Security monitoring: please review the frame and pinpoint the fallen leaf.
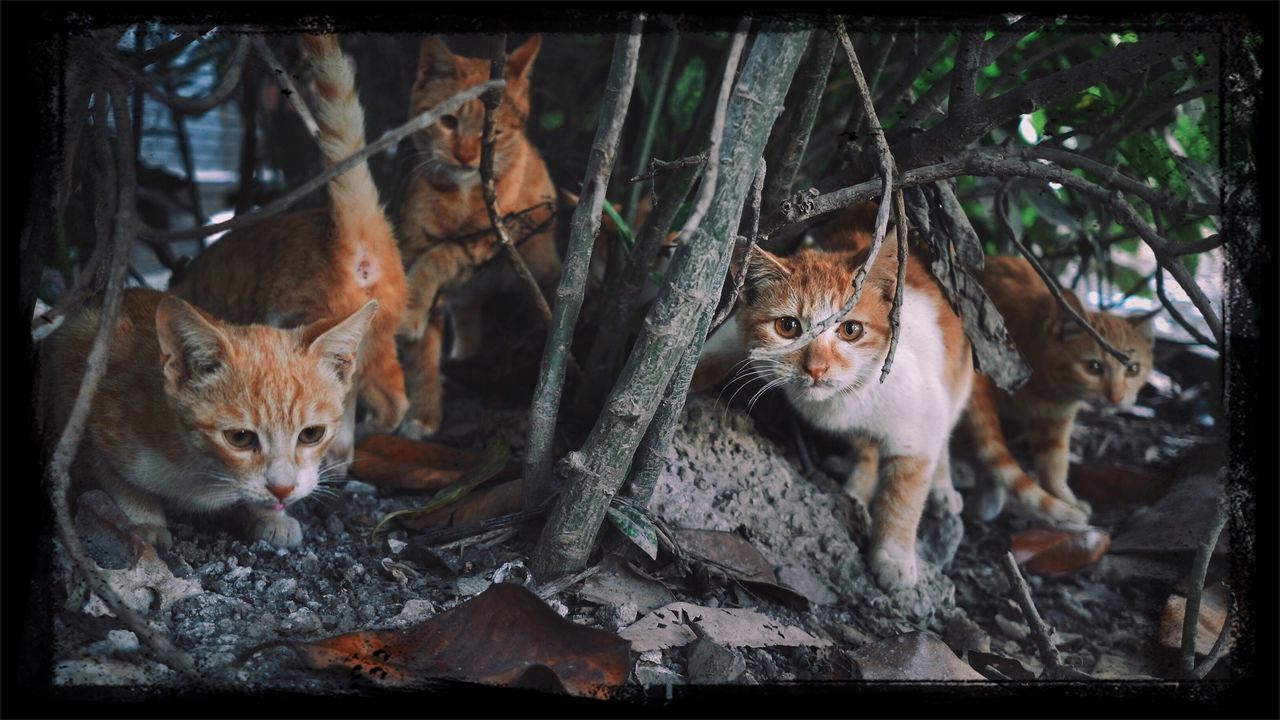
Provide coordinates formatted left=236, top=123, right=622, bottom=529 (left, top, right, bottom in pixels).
left=350, top=450, right=463, bottom=492
left=395, top=479, right=524, bottom=533
left=1011, top=526, right=1110, bottom=574
left=353, top=435, right=519, bottom=492
left=371, top=438, right=510, bottom=536
left=1069, top=463, right=1171, bottom=510
left=607, top=503, right=659, bottom=561
left=357, top=434, right=480, bottom=469
left=851, top=631, right=985, bottom=681
left=967, top=650, right=1036, bottom=681
left=1158, top=582, right=1232, bottom=656
left=578, top=557, right=675, bottom=615
left=289, top=582, right=630, bottom=698
left=672, top=529, right=811, bottom=609
left=619, top=602, right=832, bottom=653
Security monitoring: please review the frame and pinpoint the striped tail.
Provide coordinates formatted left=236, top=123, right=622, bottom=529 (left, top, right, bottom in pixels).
left=962, top=373, right=1089, bottom=525
left=298, top=34, right=386, bottom=245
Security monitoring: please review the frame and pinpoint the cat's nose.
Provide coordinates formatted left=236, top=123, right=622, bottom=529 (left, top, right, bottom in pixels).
left=806, top=363, right=828, bottom=382
left=267, top=484, right=294, bottom=501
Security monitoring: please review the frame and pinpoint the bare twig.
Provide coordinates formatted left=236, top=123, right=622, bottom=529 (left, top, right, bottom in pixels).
left=753, top=20, right=895, bottom=358
left=47, top=74, right=197, bottom=677
left=141, top=80, right=502, bottom=243
left=1002, top=552, right=1064, bottom=672
left=625, top=31, right=680, bottom=226
left=709, top=158, right=766, bottom=334
left=479, top=34, right=555, bottom=333
left=1169, top=233, right=1222, bottom=256
left=1092, top=81, right=1217, bottom=155
left=994, top=181, right=1131, bottom=362
left=981, top=33, right=1100, bottom=99
left=252, top=35, right=320, bottom=140
left=1025, top=146, right=1218, bottom=216
left=1190, top=587, right=1233, bottom=679
left=949, top=28, right=985, bottom=115
left=125, top=34, right=251, bottom=115
left=234, top=54, right=259, bottom=215
left=763, top=29, right=838, bottom=212
left=629, top=153, right=706, bottom=183
left=523, top=17, right=645, bottom=512
left=1155, top=260, right=1217, bottom=348
left=879, top=190, right=909, bottom=382
left=1180, top=495, right=1229, bottom=676
left=131, top=29, right=206, bottom=68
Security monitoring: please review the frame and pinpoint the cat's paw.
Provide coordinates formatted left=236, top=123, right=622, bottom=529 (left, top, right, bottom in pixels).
left=399, top=418, right=438, bottom=441
left=363, top=388, right=410, bottom=434
left=398, top=308, right=430, bottom=342
left=929, top=485, right=964, bottom=515
left=247, top=512, right=303, bottom=547
left=133, top=523, right=173, bottom=552
left=1047, top=499, right=1090, bottom=526
left=870, top=542, right=919, bottom=591
left=969, top=482, right=1007, bottom=521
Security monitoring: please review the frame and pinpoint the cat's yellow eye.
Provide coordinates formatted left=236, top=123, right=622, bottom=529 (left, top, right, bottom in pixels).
left=298, top=425, right=326, bottom=445
left=837, top=320, right=864, bottom=342
left=774, top=317, right=801, bottom=339
left=1125, top=362, right=1141, bottom=377
left=224, top=429, right=258, bottom=450
left=440, top=114, right=458, bottom=131
left=1085, top=360, right=1104, bottom=375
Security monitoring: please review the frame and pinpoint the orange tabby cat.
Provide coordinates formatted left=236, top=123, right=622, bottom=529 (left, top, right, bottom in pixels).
left=962, top=256, right=1155, bottom=523
left=704, top=226, right=974, bottom=590
left=39, top=289, right=378, bottom=548
left=396, top=35, right=561, bottom=439
left=171, top=34, right=409, bottom=464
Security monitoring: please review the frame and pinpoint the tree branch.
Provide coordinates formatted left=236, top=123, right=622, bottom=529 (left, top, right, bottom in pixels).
left=1181, top=495, right=1228, bottom=677
left=624, top=31, right=680, bottom=227
left=1002, top=552, right=1065, bottom=673
left=140, top=80, right=503, bottom=243
left=522, top=17, right=645, bottom=512
left=252, top=35, right=320, bottom=140
left=1156, top=261, right=1217, bottom=348
left=708, top=158, right=765, bottom=334
left=878, top=189, right=909, bottom=382
left=124, top=34, right=251, bottom=115
left=1026, top=146, right=1218, bottom=216
left=762, top=29, right=838, bottom=212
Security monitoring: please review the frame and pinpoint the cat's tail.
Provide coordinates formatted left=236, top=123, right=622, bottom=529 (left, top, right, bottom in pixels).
left=961, top=373, right=1089, bottom=525
left=298, top=34, right=385, bottom=244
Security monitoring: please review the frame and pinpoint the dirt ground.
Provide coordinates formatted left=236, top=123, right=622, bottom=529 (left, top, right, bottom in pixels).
left=33, top=326, right=1231, bottom=698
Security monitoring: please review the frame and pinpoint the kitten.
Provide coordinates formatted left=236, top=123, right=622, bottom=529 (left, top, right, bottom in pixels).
left=170, top=34, right=409, bottom=466
left=962, top=255, right=1155, bottom=523
left=38, top=289, right=377, bottom=548
left=708, top=230, right=974, bottom=590
left=396, top=35, right=561, bottom=439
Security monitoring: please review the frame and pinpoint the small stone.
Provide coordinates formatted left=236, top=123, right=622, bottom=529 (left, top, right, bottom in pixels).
left=267, top=578, right=298, bottom=599
left=281, top=607, right=323, bottom=635
left=492, top=560, right=534, bottom=587
left=547, top=598, right=569, bottom=618
left=634, top=663, right=685, bottom=687
left=223, top=566, right=252, bottom=583
left=299, top=551, right=321, bottom=574
left=357, top=604, right=378, bottom=622
left=387, top=538, right=408, bottom=555
left=686, top=638, right=746, bottom=684
left=456, top=574, right=490, bottom=597
left=638, top=649, right=663, bottom=665
left=595, top=601, right=639, bottom=632
left=324, top=513, right=345, bottom=535
left=196, top=561, right=226, bottom=577
left=343, top=479, right=378, bottom=495
left=384, top=598, right=435, bottom=629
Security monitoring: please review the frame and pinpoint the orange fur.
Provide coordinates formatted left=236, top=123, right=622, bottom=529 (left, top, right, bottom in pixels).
left=396, top=35, right=561, bottom=439
left=960, top=255, right=1155, bottom=523
left=38, top=289, right=377, bottom=548
left=171, top=34, right=409, bottom=461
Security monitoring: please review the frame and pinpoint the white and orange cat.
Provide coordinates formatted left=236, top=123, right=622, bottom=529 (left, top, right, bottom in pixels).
left=171, top=34, right=409, bottom=465
left=396, top=35, right=561, bottom=439
left=700, top=221, right=974, bottom=591
left=962, top=255, right=1155, bottom=524
left=39, top=289, right=378, bottom=548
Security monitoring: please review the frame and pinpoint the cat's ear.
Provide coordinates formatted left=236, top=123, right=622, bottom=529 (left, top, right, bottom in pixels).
left=866, top=228, right=904, bottom=301
left=155, top=296, right=230, bottom=391
left=1128, top=308, right=1159, bottom=344
left=505, top=35, right=541, bottom=83
left=743, top=245, right=791, bottom=287
left=417, top=36, right=459, bottom=83
left=303, top=300, right=379, bottom=384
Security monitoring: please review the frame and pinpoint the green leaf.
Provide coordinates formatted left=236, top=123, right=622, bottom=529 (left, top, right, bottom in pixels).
left=1030, top=108, right=1047, bottom=136
left=370, top=436, right=510, bottom=538
left=539, top=110, right=565, bottom=131
left=668, top=57, right=706, bottom=134
left=600, top=201, right=636, bottom=251
left=607, top=503, right=658, bottom=560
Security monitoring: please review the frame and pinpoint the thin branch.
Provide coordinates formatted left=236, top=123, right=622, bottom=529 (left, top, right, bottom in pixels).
left=252, top=35, right=320, bottom=140
left=1092, top=81, right=1217, bottom=155
left=865, top=33, right=897, bottom=101
left=1190, top=587, right=1233, bottom=679
left=625, top=31, right=680, bottom=227
left=709, top=158, right=765, bottom=334
left=1170, top=233, right=1222, bottom=256
left=879, top=189, right=909, bottom=382
left=982, top=33, right=1099, bottom=100
left=47, top=74, right=197, bottom=678
left=754, top=20, right=895, bottom=358
left=522, top=17, right=645, bottom=512
left=479, top=34, right=555, bottom=333
left=1179, top=493, right=1229, bottom=676
left=629, top=153, right=706, bottom=183
left=949, top=28, right=985, bottom=115
left=1156, top=262, right=1217, bottom=348
left=1002, top=552, right=1065, bottom=673
left=131, top=29, right=206, bottom=68
left=234, top=54, right=259, bottom=215
left=995, top=180, right=1131, bottom=362
left=125, top=34, right=252, bottom=115
left=1025, top=146, right=1218, bottom=216
left=763, top=29, right=838, bottom=212
left=141, top=80, right=503, bottom=243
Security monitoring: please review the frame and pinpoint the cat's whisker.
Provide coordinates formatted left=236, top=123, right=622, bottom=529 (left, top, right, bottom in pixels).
left=747, top=377, right=789, bottom=414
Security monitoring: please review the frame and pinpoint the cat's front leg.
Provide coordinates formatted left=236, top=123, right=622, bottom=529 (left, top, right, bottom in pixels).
left=843, top=436, right=880, bottom=508
left=358, top=325, right=410, bottom=434
left=241, top=506, right=303, bottom=547
left=399, top=306, right=446, bottom=440
left=96, top=471, right=173, bottom=551
left=868, top=454, right=933, bottom=591
left=928, top=447, right=964, bottom=515
left=1028, top=412, right=1091, bottom=518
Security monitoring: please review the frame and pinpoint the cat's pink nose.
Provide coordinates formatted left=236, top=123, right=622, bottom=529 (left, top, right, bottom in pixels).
left=806, top=363, right=828, bottom=382
left=267, top=484, right=294, bottom=501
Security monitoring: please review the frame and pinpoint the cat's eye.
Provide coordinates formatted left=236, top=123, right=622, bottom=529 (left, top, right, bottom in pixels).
left=774, top=317, right=801, bottom=339
left=224, top=429, right=258, bottom=450
left=440, top=114, right=458, bottom=131
left=1125, top=362, right=1141, bottom=377
left=837, top=320, right=864, bottom=342
left=298, top=426, right=326, bottom=445
left=1085, top=360, right=1104, bottom=375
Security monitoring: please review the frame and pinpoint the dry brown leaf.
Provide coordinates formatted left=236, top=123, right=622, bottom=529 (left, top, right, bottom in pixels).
left=289, top=582, right=630, bottom=698
left=852, top=631, right=986, bottom=681
left=1010, top=526, right=1110, bottom=574
left=672, top=528, right=810, bottom=609
left=619, top=602, right=832, bottom=653
left=396, top=479, right=524, bottom=532
left=353, top=435, right=519, bottom=491
left=357, top=434, right=480, bottom=468
left=351, top=449, right=463, bottom=491
left=1069, top=463, right=1171, bottom=510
